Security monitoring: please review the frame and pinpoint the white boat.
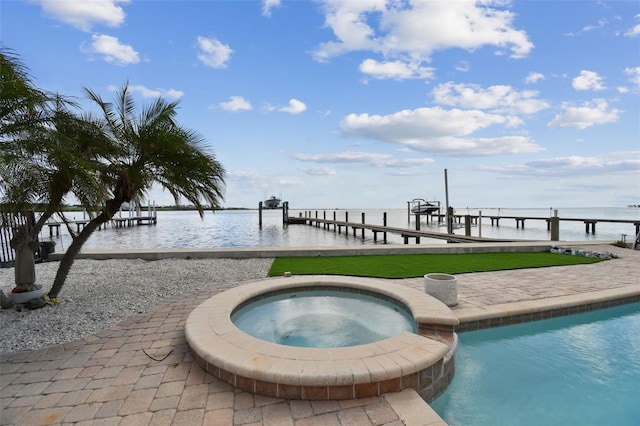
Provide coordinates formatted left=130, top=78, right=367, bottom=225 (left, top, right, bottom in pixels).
left=264, top=196, right=281, bottom=209
left=410, top=198, right=440, bottom=215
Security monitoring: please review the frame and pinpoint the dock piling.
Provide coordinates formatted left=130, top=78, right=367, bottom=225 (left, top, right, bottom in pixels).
left=551, top=210, right=559, bottom=241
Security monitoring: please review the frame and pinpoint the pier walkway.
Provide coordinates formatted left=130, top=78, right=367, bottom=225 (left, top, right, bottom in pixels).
left=430, top=213, right=640, bottom=235
left=46, top=215, right=157, bottom=237
left=301, top=217, right=515, bottom=244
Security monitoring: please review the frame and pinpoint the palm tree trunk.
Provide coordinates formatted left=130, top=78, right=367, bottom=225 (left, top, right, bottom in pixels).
left=30, top=188, right=67, bottom=239
left=30, top=204, right=57, bottom=240
left=47, top=198, right=121, bottom=298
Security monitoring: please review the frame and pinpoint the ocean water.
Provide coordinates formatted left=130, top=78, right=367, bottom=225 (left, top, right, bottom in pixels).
left=42, top=207, right=639, bottom=252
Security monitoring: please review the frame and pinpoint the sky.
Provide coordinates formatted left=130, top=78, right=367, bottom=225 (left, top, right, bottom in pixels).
left=1, top=0, right=639, bottom=209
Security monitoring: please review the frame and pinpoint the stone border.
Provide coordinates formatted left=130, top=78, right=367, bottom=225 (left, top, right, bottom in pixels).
left=185, top=275, right=459, bottom=400
left=455, top=286, right=640, bottom=332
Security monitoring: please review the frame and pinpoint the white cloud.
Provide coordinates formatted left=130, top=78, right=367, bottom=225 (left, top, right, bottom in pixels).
left=455, top=61, right=470, bottom=72
left=294, top=152, right=434, bottom=168
left=299, top=166, right=337, bottom=176
left=432, top=82, right=550, bottom=115
left=486, top=152, right=640, bottom=177
left=359, top=59, right=434, bottom=80
left=86, top=34, right=139, bottom=65
left=279, top=99, right=307, bottom=114
left=548, top=99, right=621, bottom=130
left=626, top=24, right=640, bottom=37
left=117, top=85, right=183, bottom=99
left=340, top=107, right=543, bottom=156
left=34, top=0, right=128, bottom=31
left=572, top=70, right=606, bottom=91
left=625, top=14, right=640, bottom=37
left=342, top=107, right=501, bottom=139
left=219, top=96, right=252, bottom=112
left=313, top=0, right=533, bottom=77
left=625, top=66, right=640, bottom=89
left=262, top=0, right=281, bottom=17
left=165, top=89, right=184, bottom=99
left=582, top=18, right=607, bottom=33
left=197, top=36, right=233, bottom=68
left=525, top=72, right=545, bottom=84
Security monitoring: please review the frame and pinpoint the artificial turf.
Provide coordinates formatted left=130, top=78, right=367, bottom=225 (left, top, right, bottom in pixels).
left=267, top=252, right=604, bottom=279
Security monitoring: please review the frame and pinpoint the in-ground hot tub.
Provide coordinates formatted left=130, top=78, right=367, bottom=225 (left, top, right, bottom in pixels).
left=185, top=275, right=459, bottom=400
left=232, top=288, right=418, bottom=348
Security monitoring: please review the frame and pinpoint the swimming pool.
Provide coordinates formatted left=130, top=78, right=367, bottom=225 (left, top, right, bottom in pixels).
left=432, top=303, right=640, bottom=425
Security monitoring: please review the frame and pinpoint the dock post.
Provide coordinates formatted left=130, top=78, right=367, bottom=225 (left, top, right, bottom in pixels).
left=415, top=214, right=420, bottom=231
left=465, top=215, right=471, bottom=236
left=383, top=212, right=387, bottom=243
left=444, top=169, right=451, bottom=234
left=447, top=207, right=454, bottom=234
left=478, top=210, right=482, bottom=238
left=259, top=202, right=263, bottom=227
left=333, top=211, right=337, bottom=232
left=407, top=202, right=411, bottom=223
left=361, top=212, right=365, bottom=239
left=282, top=202, right=288, bottom=224
left=345, top=211, right=349, bottom=235
left=550, top=209, right=559, bottom=241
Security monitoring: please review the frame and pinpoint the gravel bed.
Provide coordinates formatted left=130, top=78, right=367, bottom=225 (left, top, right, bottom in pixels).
left=0, top=258, right=273, bottom=355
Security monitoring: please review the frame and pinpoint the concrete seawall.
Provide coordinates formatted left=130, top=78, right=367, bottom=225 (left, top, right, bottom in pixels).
left=48, top=240, right=614, bottom=261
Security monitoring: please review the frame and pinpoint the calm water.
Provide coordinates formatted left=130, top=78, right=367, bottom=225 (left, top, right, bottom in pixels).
left=231, top=289, right=416, bottom=348
left=431, top=303, right=640, bottom=425
left=44, top=207, right=639, bottom=251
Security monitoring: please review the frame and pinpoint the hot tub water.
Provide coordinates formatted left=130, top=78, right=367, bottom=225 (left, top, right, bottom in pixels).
left=231, top=289, right=417, bottom=348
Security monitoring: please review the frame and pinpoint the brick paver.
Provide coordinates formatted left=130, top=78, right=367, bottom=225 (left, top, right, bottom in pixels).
left=1, top=244, right=638, bottom=425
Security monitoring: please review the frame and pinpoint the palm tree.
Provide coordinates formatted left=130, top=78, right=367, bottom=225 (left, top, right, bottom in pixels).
left=47, top=83, right=226, bottom=298
left=0, top=47, right=49, bottom=220
left=1, top=49, right=110, bottom=240
left=0, top=47, right=48, bottom=139
left=4, top=97, right=110, bottom=228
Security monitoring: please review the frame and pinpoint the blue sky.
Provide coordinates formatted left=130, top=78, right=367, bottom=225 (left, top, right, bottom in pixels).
left=2, top=0, right=639, bottom=209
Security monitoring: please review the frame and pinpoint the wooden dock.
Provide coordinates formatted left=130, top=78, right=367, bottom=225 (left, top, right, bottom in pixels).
left=46, top=214, right=157, bottom=237
left=304, top=218, right=515, bottom=244
left=111, top=215, right=157, bottom=228
left=286, top=210, right=640, bottom=244
left=286, top=211, right=515, bottom=244
left=429, top=213, right=640, bottom=235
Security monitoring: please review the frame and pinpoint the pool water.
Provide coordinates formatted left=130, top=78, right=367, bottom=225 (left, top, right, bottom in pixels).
left=432, top=303, right=640, bottom=425
left=231, top=290, right=416, bottom=348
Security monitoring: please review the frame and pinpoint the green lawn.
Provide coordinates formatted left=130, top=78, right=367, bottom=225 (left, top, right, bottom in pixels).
left=267, top=252, right=603, bottom=279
